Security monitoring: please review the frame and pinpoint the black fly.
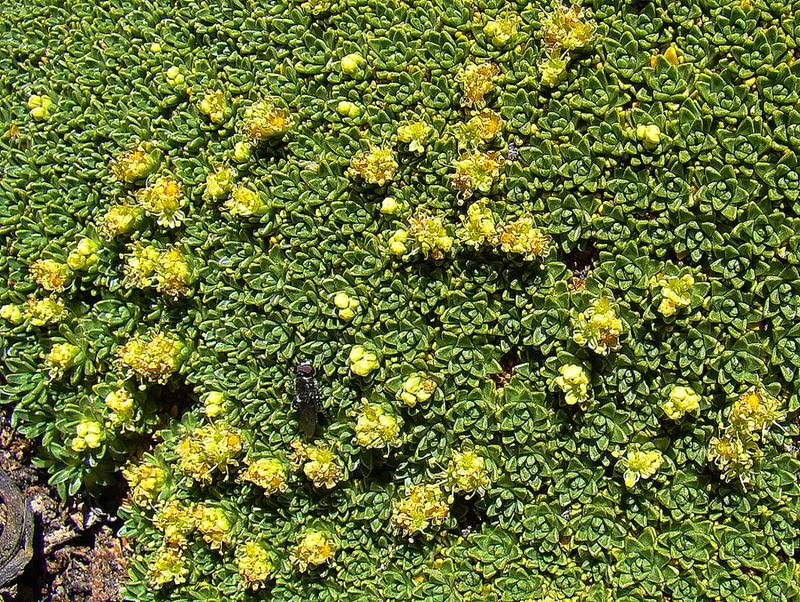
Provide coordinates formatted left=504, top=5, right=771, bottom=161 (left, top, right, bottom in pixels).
left=292, top=361, right=324, bottom=440
left=507, top=141, right=520, bottom=162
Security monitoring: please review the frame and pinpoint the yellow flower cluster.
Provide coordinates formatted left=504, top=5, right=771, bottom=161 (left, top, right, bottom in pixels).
left=620, top=447, right=663, bottom=488
left=224, top=183, right=267, bottom=217
left=24, top=295, right=65, bottom=326
left=392, top=483, right=450, bottom=536
left=46, top=342, right=80, bottom=378
left=349, top=344, right=380, bottom=376
left=198, top=90, right=228, bottom=124
left=27, top=94, right=53, bottom=120
left=194, top=504, right=231, bottom=549
left=458, top=110, right=504, bottom=148
left=447, top=450, right=491, bottom=496
left=637, top=124, right=662, bottom=150
left=459, top=200, right=496, bottom=249
left=0, top=304, right=24, bottom=325
left=539, top=4, right=595, bottom=87
left=149, top=546, right=189, bottom=588
left=483, top=14, right=521, bottom=47
left=408, top=209, right=455, bottom=260
left=553, top=364, right=591, bottom=408
left=124, top=244, right=194, bottom=297
left=235, top=541, right=274, bottom=588
left=202, top=391, right=226, bottom=418
left=105, top=387, right=136, bottom=426
left=333, top=291, right=360, bottom=321
left=136, top=175, right=185, bottom=228
left=457, top=62, right=500, bottom=108
left=729, top=387, right=784, bottom=435
left=165, top=66, right=184, bottom=87
left=240, top=457, right=288, bottom=495
left=708, top=430, right=757, bottom=484
left=66, top=238, right=100, bottom=271
left=290, top=530, right=335, bottom=572
left=117, top=332, right=185, bottom=384
left=572, top=294, right=623, bottom=355
left=654, top=273, right=695, bottom=317
left=154, top=500, right=196, bottom=547
left=397, top=120, right=433, bottom=153
left=387, top=228, right=409, bottom=256
left=290, top=441, right=343, bottom=489
left=495, top=213, right=552, bottom=260
left=112, top=141, right=159, bottom=183
left=355, top=402, right=402, bottom=449
left=349, top=146, right=398, bottom=185
left=204, top=167, right=235, bottom=201
left=70, top=420, right=105, bottom=452
left=30, top=259, right=72, bottom=292
left=242, top=100, right=294, bottom=141
left=174, top=422, right=243, bottom=484
left=99, top=204, right=143, bottom=239
left=662, top=385, right=700, bottom=420
left=399, top=373, right=437, bottom=407
left=451, top=151, right=504, bottom=198
left=123, top=460, right=165, bottom=505
left=540, top=55, right=570, bottom=87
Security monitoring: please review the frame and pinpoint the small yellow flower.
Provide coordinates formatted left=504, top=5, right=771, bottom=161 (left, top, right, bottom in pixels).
left=71, top=420, right=104, bottom=452
left=408, top=209, right=454, bottom=260
left=451, top=151, right=504, bottom=198
left=123, top=460, right=165, bottom=505
left=165, top=66, right=184, bottom=86
left=66, top=238, right=100, bottom=271
left=381, top=196, right=401, bottom=215
left=225, top=183, right=267, bottom=217
left=456, top=62, right=500, bottom=108
left=105, top=387, right=136, bottom=426
left=388, top=229, right=409, bottom=256
left=290, top=441, right=343, bottom=489
left=333, top=291, right=360, bottom=321
left=707, top=430, right=760, bottom=485
left=240, top=457, right=288, bottom=495
left=24, top=295, right=65, bottom=326
left=662, top=385, right=700, bottom=420
left=111, top=142, right=159, bottom=183
left=204, top=167, right=235, bottom=201
left=620, top=447, right=663, bottom=488
left=290, top=530, right=335, bottom=571
left=98, top=205, right=143, bottom=239
left=447, top=450, right=491, bottom=496
left=349, top=146, right=398, bottom=186
left=175, top=422, right=243, bottom=484
left=355, top=401, right=402, bottom=449
left=494, top=214, right=552, bottom=260
left=540, top=55, right=569, bottom=87
left=336, top=100, right=361, bottom=118
left=149, top=547, right=189, bottom=588
left=46, top=343, right=80, bottom=378
left=553, top=363, right=591, bottom=408
left=153, top=500, right=196, bottom=546
left=0, top=304, right=24, bottom=325
left=30, top=259, right=72, bottom=292
left=198, top=90, right=228, bottom=124
left=236, top=541, right=274, bottom=588
left=233, top=141, right=253, bottom=163
left=340, top=53, right=363, bottom=75
left=242, top=100, right=294, bottom=141
left=655, top=274, right=695, bottom=317
left=459, top=200, right=496, bottom=249
left=729, top=387, right=784, bottom=436
left=348, top=344, right=380, bottom=377
left=117, top=332, right=185, bottom=384
left=136, top=175, right=185, bottom=228
left=397, top=120, right=433, bottom=153
left=573, top=293, right=623, bottom=355
left=202, top=391, right=226, bottom=419
left=27, top=94, right=54, bottom=120
left=399, top=373, right=437, bottom=407
left=392, top=483, right=450, bottom=535
left=636, top=124, right=662, bottom=149
left=484, top=14, right=521, bottom=47
left=193, top=504, right=231, bottom=549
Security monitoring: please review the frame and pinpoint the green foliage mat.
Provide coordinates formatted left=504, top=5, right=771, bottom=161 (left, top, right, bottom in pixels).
left=2, top=0, right=800, bottom=599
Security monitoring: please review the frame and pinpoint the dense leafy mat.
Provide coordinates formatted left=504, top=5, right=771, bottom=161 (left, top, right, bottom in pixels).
left=2, top=0, right=800, bottom=599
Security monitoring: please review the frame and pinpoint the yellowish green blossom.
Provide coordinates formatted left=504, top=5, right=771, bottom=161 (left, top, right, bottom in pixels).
left=729, top=387, right=784, bottom=436
left=397, top=120, right=433, bottom=153
left=620, top=447, right=663, bottom=488
left=99, top=204, right=143, bottom=239
left=165, top=66, right=184, bottom=87
left=70, top=420, right=105, bottom=452
left=451, top=151, right=504, bottom=198
left=149, top=546, right=189, bottom=588
left=456, top=62, right=500, bottom=108
left=354, top=401, right=402, bottom=449
left=541, top=3, right=595, bottom=53
left=153, top=500, right=196, bottom=547
left=240, top=457, right=289, bottom=495
left=198, top=89, right=228, bottom=124
left=202, top=391, right=226, bottom=419
left=290, top=530, right=335, bottom=572
left=408, top=209, right=455, bottom=260
left=707, top=429, right=761, bottom=485
left=30, top=259, right=72, bottom=292
left=573, top=294, right=623, bottom=355
left=105, top=387, right=136, bottom=426
left=290, top=441, right=343, bottom=489
left=224, top=183, right=267, bottom=217
left=447, top=450, right=491, bottom=496
left=340, top=53, right=363, bottom=75
left=654, top=273, right=695, bottom=317
left=46, top=342, right=80, bottom=378
left=380, top=196, right=401, bottom=215
left=336, top=100, right=361, bottom=118
left=458, top=200, right=496, bottom=250
left=662, top=385, right=700, bottom=420
left=154, top=247, right=193, bottom=297
left=387, top=229, right=409, bottom=256
left=233, top=141, right=253, bottom=163
left=111, top=141, right=159, bottom=183
left=194, top=504, right=231, bottom=549
left=175, top=422, right=243, bottom=484
left=348, top=344, right=380, bottom=377
left=27, top=94, right=53, bottom=120
left=349, top=146, right=398, bottom=185
left=242, top=100, right=294, bottom=141
left=0, top=304, right=24, bottom=325
left=539, top=54, right=569, bottom=87
left=458, top=110, right=504, bottom=148
left=66, top=237, right=100, bottom=271
left=636, top=124, right=662, bottom=150
left=117, top=332, right=185, bottom=384
left=24, top=295, right=65, bottom=326
left=204, top=167, right=235, bottom=201
left=333, top=291, right=359, bottom=321
left=123, top=460, right=165, bottom=505
left=494, top=214, right=552, bottom=260
left=123, top=243, right=161, bottom=289
left=483, top=14, right=521, bottom=47
left=392, top=483, right=450, bottom=535
left=236, top=541, right=274, bottom=588
left=136, top=175, right=185, bottom=228
left=399, top=373, right=437, bottom=407
left=553, top=364, right=590, bottom=408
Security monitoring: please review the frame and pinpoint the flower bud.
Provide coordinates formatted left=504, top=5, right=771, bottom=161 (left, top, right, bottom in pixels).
left=340, top=53, right=363, bottom=75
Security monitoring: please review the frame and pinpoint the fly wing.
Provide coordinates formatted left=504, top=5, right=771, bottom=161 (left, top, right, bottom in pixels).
left=296, top=399, right=318, bottom=441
